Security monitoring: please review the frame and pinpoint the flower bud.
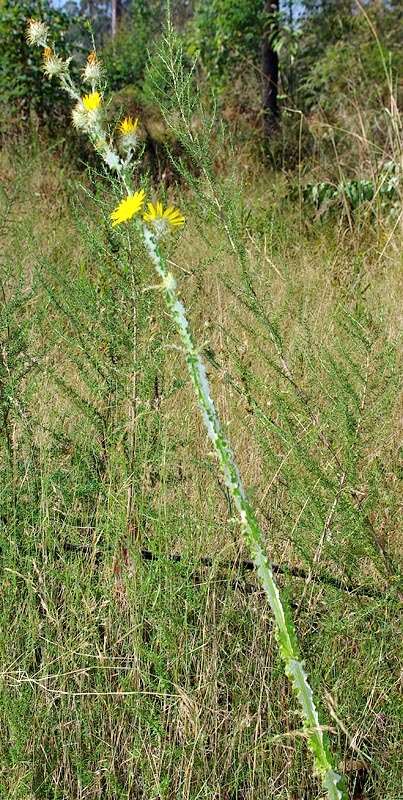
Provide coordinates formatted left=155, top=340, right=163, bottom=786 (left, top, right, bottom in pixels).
left=83, top=52, right=103, bottom=85
left=42, top=47, right=66, bottom=78
left=72, top=102, right=90, bottom=131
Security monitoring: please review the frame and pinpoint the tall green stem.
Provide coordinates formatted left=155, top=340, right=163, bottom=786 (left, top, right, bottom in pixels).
left=142, top=224, right=346, bottom=800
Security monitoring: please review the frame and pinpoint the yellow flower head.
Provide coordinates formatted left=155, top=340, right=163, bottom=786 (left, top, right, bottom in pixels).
left=143, top=201, right=185, bottom=237
left=119, top=116, right=139, bottom=136
left=118, top=116, right=140, bottom=152
left=110, top=190, right=145, bottom=227
left=43, top=46, right=53, bottom=61
left=26, top=18, right=48, bottom=46
left=87, top=51, right=97, bottom=65
left=82, top=91, right=102, bottom=112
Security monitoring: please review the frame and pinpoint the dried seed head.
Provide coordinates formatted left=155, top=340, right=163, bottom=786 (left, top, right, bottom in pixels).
left=26, top=18, right=48, bottom=47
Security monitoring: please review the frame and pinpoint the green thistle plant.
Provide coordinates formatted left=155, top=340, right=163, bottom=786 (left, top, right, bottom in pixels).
left=25, top=16, right=347, bottom=799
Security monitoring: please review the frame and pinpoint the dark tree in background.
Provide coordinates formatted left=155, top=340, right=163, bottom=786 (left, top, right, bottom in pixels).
left=262, top=0, right=280, bottom=135
left=2, top=0, right=401, bottom=149
left=111, top=0, right=123, bottom=37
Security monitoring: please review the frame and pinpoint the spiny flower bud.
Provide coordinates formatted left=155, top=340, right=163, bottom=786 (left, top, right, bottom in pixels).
left=72, top=102, right=90, bottom=131
left=83, top=51, right=103, bottom=85
left=42, top=47, right=66, bottom=78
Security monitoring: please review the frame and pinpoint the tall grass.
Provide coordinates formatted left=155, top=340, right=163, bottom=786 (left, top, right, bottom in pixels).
left=0, top=12, right=401, bottom=800
left=26, top=18, right=349, bottom=797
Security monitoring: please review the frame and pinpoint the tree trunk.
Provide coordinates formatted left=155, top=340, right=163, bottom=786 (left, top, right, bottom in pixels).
left=111, top=0, right=123, bottom=38
left=262, top=0, right=280, bottom=136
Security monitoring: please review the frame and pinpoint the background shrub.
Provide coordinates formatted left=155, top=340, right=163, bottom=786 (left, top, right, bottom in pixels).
left=0, top=0, right=86, bottom=133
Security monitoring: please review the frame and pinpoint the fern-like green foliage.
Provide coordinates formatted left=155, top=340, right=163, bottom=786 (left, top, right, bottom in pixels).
left=223, top=286, right=401, bottom=595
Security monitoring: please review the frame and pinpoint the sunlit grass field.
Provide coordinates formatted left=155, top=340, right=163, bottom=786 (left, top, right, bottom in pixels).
left=0, top=136, right=402, bottom=799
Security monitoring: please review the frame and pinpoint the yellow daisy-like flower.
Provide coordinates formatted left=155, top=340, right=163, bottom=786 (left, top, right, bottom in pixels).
left=110, top=190, right=145, bottom=227
left=143, top=201, right=185, bottom=237
left=82, top=91, right=102, bottom=112
left=119, top=116, right=139, bottom=136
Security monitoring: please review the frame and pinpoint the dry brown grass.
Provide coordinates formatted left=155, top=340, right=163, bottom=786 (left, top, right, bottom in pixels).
left=0, top=139, right=401, bottom=799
